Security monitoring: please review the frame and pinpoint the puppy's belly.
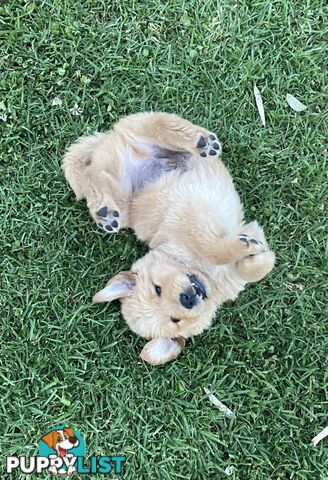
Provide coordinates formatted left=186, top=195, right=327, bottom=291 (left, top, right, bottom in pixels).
left=127, top=147, right=192, bottom=193
left=131, top=158, right=243, bottom=246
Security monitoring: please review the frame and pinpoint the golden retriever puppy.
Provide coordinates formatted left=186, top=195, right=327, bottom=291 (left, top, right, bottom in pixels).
left=62, top=112, right=275, bottom=365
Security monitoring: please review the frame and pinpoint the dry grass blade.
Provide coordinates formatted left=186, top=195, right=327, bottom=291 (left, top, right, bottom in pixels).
left=204, top=387, right=235, bottom=418
left=312, top=426, right=328, bottom=446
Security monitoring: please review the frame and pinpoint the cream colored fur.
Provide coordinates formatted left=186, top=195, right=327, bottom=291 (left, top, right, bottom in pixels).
left=62, top=112, right=275, bottom=365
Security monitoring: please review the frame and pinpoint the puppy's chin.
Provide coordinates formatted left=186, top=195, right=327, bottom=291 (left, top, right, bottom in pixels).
left=121, top=297, right=215, bottom=340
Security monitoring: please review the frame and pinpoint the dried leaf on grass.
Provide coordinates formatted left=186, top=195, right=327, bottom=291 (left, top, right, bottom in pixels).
left=286, top=93, right=307, bottom=112
left=253, top=84, right=266, bottom=126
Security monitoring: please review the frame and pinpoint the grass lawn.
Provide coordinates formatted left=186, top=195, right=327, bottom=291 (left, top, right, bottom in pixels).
left=1, top=0, right=327, bottom=478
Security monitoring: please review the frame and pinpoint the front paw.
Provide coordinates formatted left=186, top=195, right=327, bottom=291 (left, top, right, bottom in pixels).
left=236, top=250, right=275, bottom=283
left=239, top=234, right=267, bottom=256
left=196, top=133, right=222, bottom=157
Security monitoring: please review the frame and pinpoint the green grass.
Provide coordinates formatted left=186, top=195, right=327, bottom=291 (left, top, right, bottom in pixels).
left=0, top=0, right=327, bottom=478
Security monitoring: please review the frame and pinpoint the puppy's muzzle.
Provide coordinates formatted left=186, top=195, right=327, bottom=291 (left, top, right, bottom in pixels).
left=180, top=288, right=199, bottom=309
left=180, top=275, right=207, bottom=309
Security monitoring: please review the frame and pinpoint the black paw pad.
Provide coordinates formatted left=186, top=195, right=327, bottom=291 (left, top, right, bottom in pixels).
left=200, top=151, right=207, bottom=157
left=111, top=220, right=118, bottom=228
left=239, top=236, right=249, bottom=245
left=197, top=136, right=206, bottom=148
left=96, top=206, right=108, bottom=217
left=250, top=238, right=263, bottom=246
left=239, top=234, right=266, bottom=254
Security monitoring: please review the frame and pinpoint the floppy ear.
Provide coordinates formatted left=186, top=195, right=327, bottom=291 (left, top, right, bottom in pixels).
left=41, top=430, right=57, bottom=449
left=140, top=337, right=186, bottom=366
left=63, top=427, right=74, bottom=438
left=93, top=271, right=137, bottom=304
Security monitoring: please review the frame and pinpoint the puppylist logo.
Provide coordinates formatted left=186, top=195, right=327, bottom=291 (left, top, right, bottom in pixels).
left=6, top=426, right=125, bottom=476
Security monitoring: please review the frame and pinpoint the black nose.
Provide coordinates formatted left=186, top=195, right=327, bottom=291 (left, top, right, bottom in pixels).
left=180, top=288, right=197, bottom=309
left=69, top=436, right=77, bottom=444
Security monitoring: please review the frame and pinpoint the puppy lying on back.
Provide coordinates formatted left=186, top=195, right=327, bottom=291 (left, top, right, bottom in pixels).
left=63, top=112, right=275, bottom=365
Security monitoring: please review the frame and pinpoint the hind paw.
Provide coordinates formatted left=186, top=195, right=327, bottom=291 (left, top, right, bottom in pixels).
left=95, top=206, right=120, bottom=233
left=196, top=133, right=222, bottom=158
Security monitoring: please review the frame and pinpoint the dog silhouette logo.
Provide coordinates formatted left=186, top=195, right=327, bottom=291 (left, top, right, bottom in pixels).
left=39, top=426, right=86, bottom=475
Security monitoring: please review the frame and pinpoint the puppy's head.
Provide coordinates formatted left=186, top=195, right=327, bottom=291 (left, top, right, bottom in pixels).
left=93, top=250, right=219, bottom=342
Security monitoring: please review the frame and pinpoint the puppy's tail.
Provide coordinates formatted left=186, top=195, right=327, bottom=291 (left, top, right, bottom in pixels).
left=62, top=133, right=103, bottom=200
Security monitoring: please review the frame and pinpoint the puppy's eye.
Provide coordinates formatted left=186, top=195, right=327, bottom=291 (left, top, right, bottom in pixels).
left=155, top=285, right=161, bottom=296
left=171, top=317, right=181, bottom=323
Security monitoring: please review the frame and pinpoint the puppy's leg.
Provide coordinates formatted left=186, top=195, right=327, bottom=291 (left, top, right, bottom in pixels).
left=116, top=112, right=222, bottom=158
left=194, top=233, right=268, bottom=265
left=192, top=214, right=275, bottom=274
left=63, top=131, right=128, bottom=233
left=83, top=166, right=127, bottom=234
